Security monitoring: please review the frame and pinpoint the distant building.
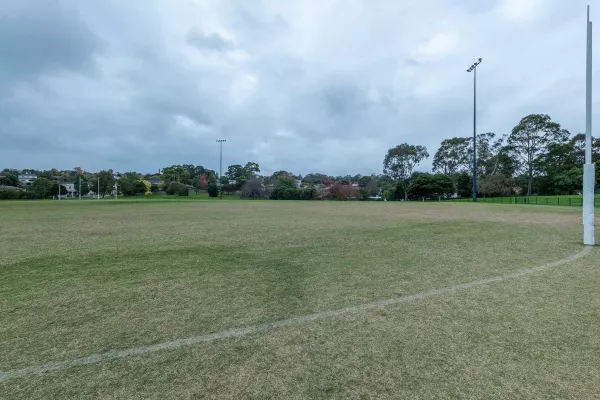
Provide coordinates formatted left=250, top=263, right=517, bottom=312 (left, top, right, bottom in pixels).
left=147, top=179, right=163, bottom=186
left=18, top=173, right=37, bottom=185
left=62, top=183, right=75, bottom=197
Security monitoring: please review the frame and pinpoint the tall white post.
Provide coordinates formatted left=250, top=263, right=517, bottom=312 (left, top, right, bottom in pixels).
left=98, top=177, right=100, bottom=200
left=79, top=176, right=81, bottom=200
left=583, top=5, right=595, bottom=245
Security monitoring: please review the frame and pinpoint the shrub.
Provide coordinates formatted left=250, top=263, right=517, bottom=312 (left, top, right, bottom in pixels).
left=299, top=187, right=316, bottom=200
left=328, top=183, right=359, bottom=200
left=0, top=188, right=23, bottom=200
left=270, top=177, right=300, bottom=200
left=142, top=180, right=152, bottom=195
left=241, top=178, right=265, bottom=199
left=166, top=181, right=189, bottom=196
left=222, top=184, right=237, bottom=195
left=207, top=182, right=219, bottom=197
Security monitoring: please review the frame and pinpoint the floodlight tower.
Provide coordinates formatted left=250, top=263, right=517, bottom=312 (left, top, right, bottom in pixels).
left=467, top=58, right=482, bottom=203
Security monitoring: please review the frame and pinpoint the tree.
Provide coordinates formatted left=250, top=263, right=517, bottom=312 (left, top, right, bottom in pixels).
left=162, top=165, right=190, bottom=185
left=97, top=171, right=115, bottom=197
left=478, top=174, right=513, bottom=197
left=193, top=165, right=206, bottom=178
left=508, top=114, right=568, bottom=196
left=270, top=177, right=299, bottom=200
left=1, top=173, right=19, bottom=187
left=409, top=173, right=453, bottom=199
left=358, top=176, right=371, bottom=188
left=29, top=178, right=53, bottom=198
left=49, top=183, right=68, bottom=198
left=456, top=173, right=472, bottom=198
left=204, top=170, right=217, bottom=184
left=74, top=177, right=90, bottom=196
left=304, top=173, right=328, bottom=185
left=471, top=133, right=498, bottom=175
left=570, top=133, right=600, bottom=165
left=117, top=177, right=135, bottom=196
left=207, top=182, right=219, bottom=197
left=189, top=165, right=208, bottom=189
left=226, top=164, right=245, bottom=185
left=135, top=180, right=147, bottom=195
left=366, top=179, right=379, bottom=196
left=431, top=173, right=454, bottom=198
left=410, top=173, right=435, bottom=199
left=198, top=175, right=208, bottom=190
left=383, top=143, right=429, bottom=201
left=433, top=137, right=470, bottom=175
left=535, top=141, right=578, bottom=194
left=244, top=162, right=260, bottom=177
left=553, top=167, right=583, bottom=195
left=166, top=182, right=189, bottom=196
left=116, top=173, right=143, bottom=196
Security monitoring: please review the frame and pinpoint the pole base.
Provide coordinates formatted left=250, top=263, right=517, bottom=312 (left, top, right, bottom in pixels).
left=583, top=163, right=595, bottom=246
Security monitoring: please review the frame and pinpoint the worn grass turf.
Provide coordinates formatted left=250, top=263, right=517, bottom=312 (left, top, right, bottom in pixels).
left=0, top=201, right=598, bottom=399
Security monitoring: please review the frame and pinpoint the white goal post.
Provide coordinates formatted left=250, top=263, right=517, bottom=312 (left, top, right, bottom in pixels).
left=583, top=5, right=595, bottom=246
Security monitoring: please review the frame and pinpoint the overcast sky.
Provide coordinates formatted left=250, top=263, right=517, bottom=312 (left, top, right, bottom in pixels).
left=0, top=0, right=598, bottom=176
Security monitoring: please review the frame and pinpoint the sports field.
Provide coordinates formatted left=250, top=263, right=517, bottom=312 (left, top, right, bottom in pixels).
left=1, top=201, right=599, bottom=399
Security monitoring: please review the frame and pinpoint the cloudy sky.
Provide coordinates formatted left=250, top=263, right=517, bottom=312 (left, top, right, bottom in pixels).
left=0, top=0, right=598, bottom=176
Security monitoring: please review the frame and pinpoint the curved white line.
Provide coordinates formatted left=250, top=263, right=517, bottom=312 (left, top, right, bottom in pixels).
left=0, top=246, right=593, bottom=383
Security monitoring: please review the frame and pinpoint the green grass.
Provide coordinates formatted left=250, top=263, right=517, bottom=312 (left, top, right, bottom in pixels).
left=63, top=192, right=244, bottom=201
left=1, top=201, right=599, bottom=399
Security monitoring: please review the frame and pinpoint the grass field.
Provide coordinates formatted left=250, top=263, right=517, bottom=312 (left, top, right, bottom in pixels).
left=1, top=200, right=599, bottom=399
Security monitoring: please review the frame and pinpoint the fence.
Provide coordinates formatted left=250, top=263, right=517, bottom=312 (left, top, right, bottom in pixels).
left=448, top=196, right=598, bottom=207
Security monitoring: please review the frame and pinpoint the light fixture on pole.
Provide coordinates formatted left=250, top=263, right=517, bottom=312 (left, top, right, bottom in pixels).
left=583, top=5, right=595, bottom=245
left=216, top=139, right=226, bottom=200
left=466, top=57, right=482, bottom=203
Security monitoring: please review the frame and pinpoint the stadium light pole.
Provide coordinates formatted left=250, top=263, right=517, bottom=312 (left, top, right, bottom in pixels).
left=583, top=5, right=595, bottom=245
left=216, top=139, right=226, bottom=200
left=467, top=58, right=482, bottom=203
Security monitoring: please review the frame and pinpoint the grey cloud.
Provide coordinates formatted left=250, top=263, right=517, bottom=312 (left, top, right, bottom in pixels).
left=1, top=0, right=599, bottom=176
left=321, top=84, right=366, bottom=117
left=0, top=0, right=99, bottom=82
left=186, top=30, right=235, bottom=52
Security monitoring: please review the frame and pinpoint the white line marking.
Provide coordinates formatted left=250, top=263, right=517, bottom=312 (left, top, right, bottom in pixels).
left=0, top=246, right=593, bottom=383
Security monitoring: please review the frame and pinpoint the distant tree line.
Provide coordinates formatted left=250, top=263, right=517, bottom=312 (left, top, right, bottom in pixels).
left=377, top=114, right=600, bottom=200
left=2, top=113, right=598, bottom=201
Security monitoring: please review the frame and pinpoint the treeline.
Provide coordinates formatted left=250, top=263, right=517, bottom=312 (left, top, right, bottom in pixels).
left=382, top=114, right=600, bottom=200
left=2, top=113, right=598, bottom=201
